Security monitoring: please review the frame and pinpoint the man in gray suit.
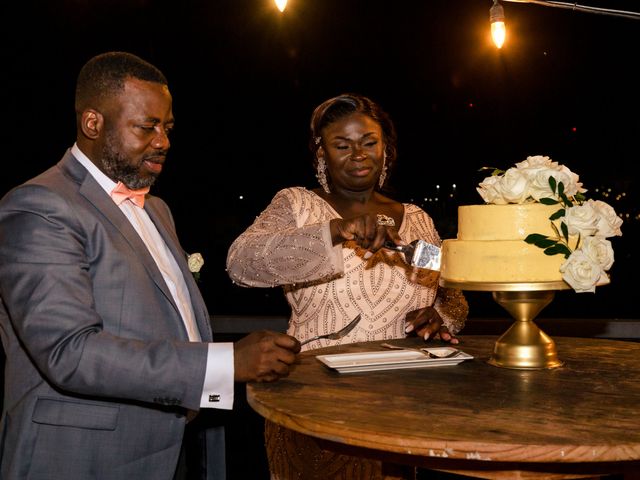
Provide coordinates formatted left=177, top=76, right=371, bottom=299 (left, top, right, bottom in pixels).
left=0, top=51, right=300, bottom=479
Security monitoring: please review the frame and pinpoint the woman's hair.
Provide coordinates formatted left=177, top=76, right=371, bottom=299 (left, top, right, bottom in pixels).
left=309, top=93, right=398, bottom=188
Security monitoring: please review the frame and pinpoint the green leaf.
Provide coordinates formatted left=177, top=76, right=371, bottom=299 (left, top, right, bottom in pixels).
left=544, top=244, right=572, bottom=258
left=524, top=234, right=557, bottom=248
left=575, top=233, right=582, bottom=250
left=557, top=181, right=565, bottom=196
left=549, top=208, right=565, bottom=221
left=539, top=197, right=559, bottom=205
left=524, top=233, right=548, bottom=243
left=561, top=222, right=569, bottom=242
left=548, top=176, right=557, bottom=193
left=575, top=192, right=586, bottom=203
left=560, top=192, right=573, bottom=207
left=478, top=166, right=504, bottom=176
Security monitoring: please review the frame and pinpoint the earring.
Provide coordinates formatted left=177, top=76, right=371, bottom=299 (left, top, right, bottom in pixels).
left=378, top=151, right=388, bottom=189
left=316, top=157, right=330, bottom=194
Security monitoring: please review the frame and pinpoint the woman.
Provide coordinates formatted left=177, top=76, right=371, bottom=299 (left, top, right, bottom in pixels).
left=226, top=93, right=468, bottom=479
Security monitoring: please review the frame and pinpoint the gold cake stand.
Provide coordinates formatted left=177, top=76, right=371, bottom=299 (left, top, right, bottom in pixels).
left=439, top=280, right=571, bottom=369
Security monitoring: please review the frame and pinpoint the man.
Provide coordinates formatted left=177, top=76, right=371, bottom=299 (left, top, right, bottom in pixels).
left=0, top=51, right=300, bottom=479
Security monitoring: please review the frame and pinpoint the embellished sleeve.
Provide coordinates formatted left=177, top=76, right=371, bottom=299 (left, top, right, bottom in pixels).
left=433, top=287, right=468, bottom=335
left=226, top=188, right=344, bottom=287
left=404, top=204, right=469, bottom=334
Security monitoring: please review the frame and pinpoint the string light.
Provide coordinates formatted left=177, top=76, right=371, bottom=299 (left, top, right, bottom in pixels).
left=490, top=0, right=506, bottom=49
left=274, top=0, right=287, bottom=12
left=488, top=1, right=639, bottom=50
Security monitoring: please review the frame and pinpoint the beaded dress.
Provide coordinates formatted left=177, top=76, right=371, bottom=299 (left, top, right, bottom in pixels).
left=226, top=187, right=468, bottom=479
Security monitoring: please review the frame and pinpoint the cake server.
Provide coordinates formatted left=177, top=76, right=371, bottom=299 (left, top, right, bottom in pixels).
left=384, top=239, right=442, bottom=271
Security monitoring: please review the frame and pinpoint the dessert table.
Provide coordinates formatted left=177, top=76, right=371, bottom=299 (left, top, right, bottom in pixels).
left=247, top=335, right=640, bottom=479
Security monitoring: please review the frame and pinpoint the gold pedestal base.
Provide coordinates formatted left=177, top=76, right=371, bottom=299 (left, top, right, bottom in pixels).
left=488, top=290, right=563, bottom=369
left=439, top=280, right=570, bottom=370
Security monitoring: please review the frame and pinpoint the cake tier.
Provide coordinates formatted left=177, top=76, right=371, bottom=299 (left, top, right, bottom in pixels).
left=440, top=239, right=566, bottom=283
left=458, top=203, right=560, bottom=240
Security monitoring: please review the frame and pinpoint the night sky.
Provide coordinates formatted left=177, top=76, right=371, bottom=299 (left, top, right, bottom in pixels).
left=1, top=0, right=638, bottom=320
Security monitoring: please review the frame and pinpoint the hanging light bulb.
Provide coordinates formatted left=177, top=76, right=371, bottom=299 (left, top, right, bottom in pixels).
left=274, top=0, right=287, bottom=12
left=490, top=0, right=506, bottom=49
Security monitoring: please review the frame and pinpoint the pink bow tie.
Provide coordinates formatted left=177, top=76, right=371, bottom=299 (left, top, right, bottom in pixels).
left=110, top=182, right=150, bottom=208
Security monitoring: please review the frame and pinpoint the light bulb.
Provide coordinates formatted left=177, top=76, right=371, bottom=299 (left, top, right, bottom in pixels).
left=490, top=0, right=506, bottom=49
left=275, top=0, right=287, bottom=12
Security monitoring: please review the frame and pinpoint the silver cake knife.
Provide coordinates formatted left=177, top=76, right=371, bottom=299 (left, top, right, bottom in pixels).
left=384, top=239, right=442, bottom=271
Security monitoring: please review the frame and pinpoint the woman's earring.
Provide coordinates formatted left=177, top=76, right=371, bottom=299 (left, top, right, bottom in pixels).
left=316, top=157, right=330, bottom=194
left=378, top=151, right=388, bottom=189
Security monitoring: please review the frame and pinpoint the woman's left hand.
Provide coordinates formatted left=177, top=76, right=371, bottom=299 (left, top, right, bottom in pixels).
left=404, top=306, right=459, bottom=344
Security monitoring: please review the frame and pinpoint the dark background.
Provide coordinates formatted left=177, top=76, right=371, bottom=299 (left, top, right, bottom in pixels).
left=1, top=0, right=639, bottom=322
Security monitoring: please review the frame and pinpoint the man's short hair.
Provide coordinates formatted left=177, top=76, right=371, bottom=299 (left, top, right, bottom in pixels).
left=75, top=51, right=168, bottom=113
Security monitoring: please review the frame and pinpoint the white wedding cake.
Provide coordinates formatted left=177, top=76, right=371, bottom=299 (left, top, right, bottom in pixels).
left=439, top=156, right=623, bottom=292
left=441, top=203, right=574, bottom=283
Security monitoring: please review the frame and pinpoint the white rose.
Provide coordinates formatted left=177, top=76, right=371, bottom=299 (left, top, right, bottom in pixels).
left=564, top=202, right=599, bottom=236
left=580, top=236, right=614, bottom=271
left=497, top=168, right=530, bottom=203
left=592, top=200, right=623, bottom=237
left=527, top=167, right=564, bottom=201
left=514, top=155, right=557, bottom=170
left=555, top=165, right=586, bottom=196
left=188, top=253, right=205, bottom=273
left=560, top=250, right=604, bottom=293
left=477, top=175, right=507, bottom=204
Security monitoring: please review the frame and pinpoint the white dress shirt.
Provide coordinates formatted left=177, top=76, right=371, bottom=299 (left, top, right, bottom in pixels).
left=72, top=144, right=233, bottom=409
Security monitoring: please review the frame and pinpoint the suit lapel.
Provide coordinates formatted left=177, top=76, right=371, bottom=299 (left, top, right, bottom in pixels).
left=145, top=202, right=213, bottom=341
left=58, top=152, right=185, bottom=333
left=60, top=151, right=212, bottom=341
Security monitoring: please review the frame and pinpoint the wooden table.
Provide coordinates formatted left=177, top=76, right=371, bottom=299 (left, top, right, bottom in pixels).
left=247, top=336, right=640, bottom=479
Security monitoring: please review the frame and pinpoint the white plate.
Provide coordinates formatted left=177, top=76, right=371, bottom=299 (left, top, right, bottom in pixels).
left=316, top=347, right=473, bottom=373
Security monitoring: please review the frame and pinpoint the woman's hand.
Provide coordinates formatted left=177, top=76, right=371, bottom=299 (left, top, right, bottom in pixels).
left=329, top=214, right=404, bottom=255
left=404, top=306, right=459, bottom=344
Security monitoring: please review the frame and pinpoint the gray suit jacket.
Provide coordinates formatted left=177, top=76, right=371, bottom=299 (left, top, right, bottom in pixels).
left=0, top=150, right=214, bottom=479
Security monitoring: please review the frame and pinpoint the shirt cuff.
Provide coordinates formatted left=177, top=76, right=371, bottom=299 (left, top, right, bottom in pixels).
left=200, top=342, right=234, bottom=410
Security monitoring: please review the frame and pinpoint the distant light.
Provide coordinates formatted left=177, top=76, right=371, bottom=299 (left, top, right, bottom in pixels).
left=239, top=195, right=244, bottom=200
left=452, top=184, right=457, bottom=189
left=490, top=0, right=506, bottom=49
left=274, top=0, right=287, bottom=12
left=571, top=127, right=577, bottom=132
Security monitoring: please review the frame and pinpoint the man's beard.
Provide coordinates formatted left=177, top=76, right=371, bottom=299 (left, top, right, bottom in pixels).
left=101, top=132, right=160, bottom=189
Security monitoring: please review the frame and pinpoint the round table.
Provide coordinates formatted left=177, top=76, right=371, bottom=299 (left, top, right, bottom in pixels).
left=247, top=335, right=640, bottom=479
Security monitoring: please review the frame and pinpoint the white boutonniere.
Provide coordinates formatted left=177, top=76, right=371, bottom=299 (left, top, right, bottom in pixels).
left=187, top=253, right=205, bottom=282
left=478, top=155, right=623, bottom=293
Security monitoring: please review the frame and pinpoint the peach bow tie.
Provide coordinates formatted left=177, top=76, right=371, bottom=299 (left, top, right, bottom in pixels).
left=110, top=182, right=150, bottom=208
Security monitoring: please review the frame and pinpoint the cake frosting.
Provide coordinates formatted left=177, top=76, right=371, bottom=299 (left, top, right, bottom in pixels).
left=441, top=204, right=575, bottom=283
left=439, top=155, right=622, bottom=292
left=456, top=204, right=559, bottom=240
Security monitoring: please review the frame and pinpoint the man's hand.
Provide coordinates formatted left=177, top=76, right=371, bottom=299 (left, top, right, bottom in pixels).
left=233, top=330, right=301, bottom=382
